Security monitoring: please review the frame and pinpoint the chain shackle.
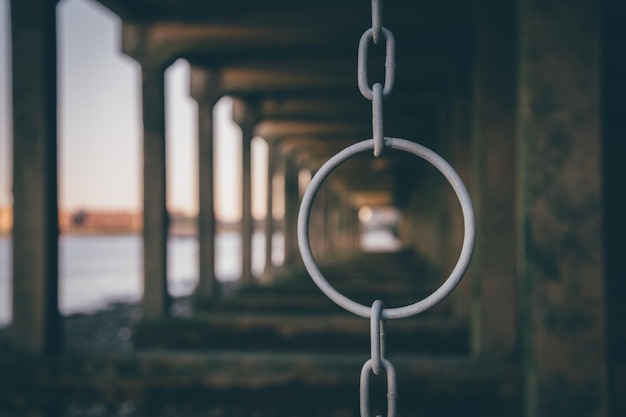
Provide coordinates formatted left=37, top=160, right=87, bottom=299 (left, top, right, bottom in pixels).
left=358, top=27, right=396, bottom=100
left=360, top=358, right=397, bottom=417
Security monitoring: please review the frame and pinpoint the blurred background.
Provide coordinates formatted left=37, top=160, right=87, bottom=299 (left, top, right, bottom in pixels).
left=0, top=0, right=624, bottom=416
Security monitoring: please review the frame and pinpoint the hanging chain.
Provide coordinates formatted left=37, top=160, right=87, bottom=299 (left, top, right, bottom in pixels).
left=298, top=2, right=475, bottom=417
left=358, top=0, right=396, bottom=158
left=358, top=3, right=397, bottom=416
left=360, top=300, right=397, bottom=417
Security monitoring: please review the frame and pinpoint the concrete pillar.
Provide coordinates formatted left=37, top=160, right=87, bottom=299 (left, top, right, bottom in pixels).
left=317, top=184, right=331, bottom=261
left=325, top=191, right=336, bottom=257
left=310, top=169, right=325, bottom=260
left=10, top=0, right=61, bottom=353
left=141, top=64, right=170, bottom=318
left=232, top=99, right=256, bottom=284
left=444, top=94, right=472, bottom=318
left=518, top=1, right=607, bottom=415
left=262, top=139, right=277, bottom=280
left=190, top=68, right=220, bottom=296
left=470, top=0, right=518, bottom=360
left=338, top=199, right=349, bottom=253
left=241, top=126, right=253, bottom=283
left=283, top=155, right=300, bottom=267
left=603, top=1, right=626, bottom=414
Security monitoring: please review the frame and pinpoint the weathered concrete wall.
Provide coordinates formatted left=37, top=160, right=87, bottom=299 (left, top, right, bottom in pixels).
left=518, top=0, right=608, bottom=415
left=602, top=0, right=626, bottom=415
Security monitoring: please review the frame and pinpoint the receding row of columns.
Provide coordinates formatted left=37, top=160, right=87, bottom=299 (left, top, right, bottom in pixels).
left=8, top=4, right=364, bottom=344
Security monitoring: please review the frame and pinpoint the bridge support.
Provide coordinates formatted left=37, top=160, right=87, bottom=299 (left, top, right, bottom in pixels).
left=10, top=0, right=61, bottom=353
left=518, top=0, right=608, bottom=415
left=141, top=63, right=170, bottom=318
left=190, top=67, right=220, bottom=296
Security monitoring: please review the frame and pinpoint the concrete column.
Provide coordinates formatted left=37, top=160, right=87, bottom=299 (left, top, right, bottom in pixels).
left=283, top=155, right=300, bottom=267
left=10, top=0, right=61, bottom=353
left=263, top=139, right=277, bottom=280
left=241, top=125, right=253, bottom=283
left=310, top=169, right=325, bottom=260
left=470, top=0, right=518, bottom=360
left=444, top=94, right=472, bottom=318
left=518, top=1, right=607, bottom=415
left=190, top=68, right=220, bottom=297
left=232, top=99, right=256, bottom=284
left=324, top=191, right=335, bottom=258
left=603, top=1, right=626, bottom=414
left=329, top=192, right=341, bottom=257
left=336, top=196, right=346, bottom=255
left=141, top=64, right=170, bottom=318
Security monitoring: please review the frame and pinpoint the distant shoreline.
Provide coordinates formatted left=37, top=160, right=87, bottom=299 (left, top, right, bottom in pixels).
left=0, top=226, right=267, bottom=238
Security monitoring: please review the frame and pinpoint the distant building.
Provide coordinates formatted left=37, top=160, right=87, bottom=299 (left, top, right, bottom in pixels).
left=64, top=210, right=142, bottom=234
left=0, top=206, right=11, bottom=235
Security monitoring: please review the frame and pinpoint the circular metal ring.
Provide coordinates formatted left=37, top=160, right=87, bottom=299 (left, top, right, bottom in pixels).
left=297, top=137, right=475, bottom=319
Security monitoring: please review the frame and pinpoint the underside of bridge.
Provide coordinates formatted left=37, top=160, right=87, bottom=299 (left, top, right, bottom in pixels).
left=3, top=0, right=626, bottom=416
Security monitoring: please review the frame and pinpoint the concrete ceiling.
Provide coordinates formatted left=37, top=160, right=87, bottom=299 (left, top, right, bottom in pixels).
left=96, top=0, right=474, bottom=208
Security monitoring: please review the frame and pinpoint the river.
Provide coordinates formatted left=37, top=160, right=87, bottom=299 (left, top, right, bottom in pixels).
left=0, top=232, right=280, bottom=326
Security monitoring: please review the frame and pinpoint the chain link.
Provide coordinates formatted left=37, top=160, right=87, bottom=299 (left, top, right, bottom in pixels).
left=357, top=28, right=396, bottom=100
left=359, top=0, right=395, bottom=158
left=370, top=300, right=386, bottom=375
left=363, top=300, right=396, bottom=417
left=372, top=83, right=384, bottom=157
left=360, top=358, right=397, bottom=417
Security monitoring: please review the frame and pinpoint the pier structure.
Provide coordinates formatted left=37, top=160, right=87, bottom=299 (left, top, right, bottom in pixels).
left=4, top=0, right=625, bottom=416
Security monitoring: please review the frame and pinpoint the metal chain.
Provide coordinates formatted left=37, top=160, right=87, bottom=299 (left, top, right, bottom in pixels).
left=358, top=0, right=396, bottom=158
left=360, top=3, right=396, bottom=414
left=298, top=2, right=475, bottom=417
left=361, top=300, right=397, bottom=417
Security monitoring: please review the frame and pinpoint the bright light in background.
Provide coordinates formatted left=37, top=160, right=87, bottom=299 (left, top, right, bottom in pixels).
left=359, top=206, right=373, bottom=223
left=359, top=206, right=402, bottom=252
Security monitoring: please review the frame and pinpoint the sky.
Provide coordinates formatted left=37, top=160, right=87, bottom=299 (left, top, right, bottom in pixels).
left=0, top=0, right=267, bottom=222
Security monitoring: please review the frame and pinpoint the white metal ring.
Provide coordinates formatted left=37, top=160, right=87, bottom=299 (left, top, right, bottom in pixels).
left=297, top=138, right=475, bottom=319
